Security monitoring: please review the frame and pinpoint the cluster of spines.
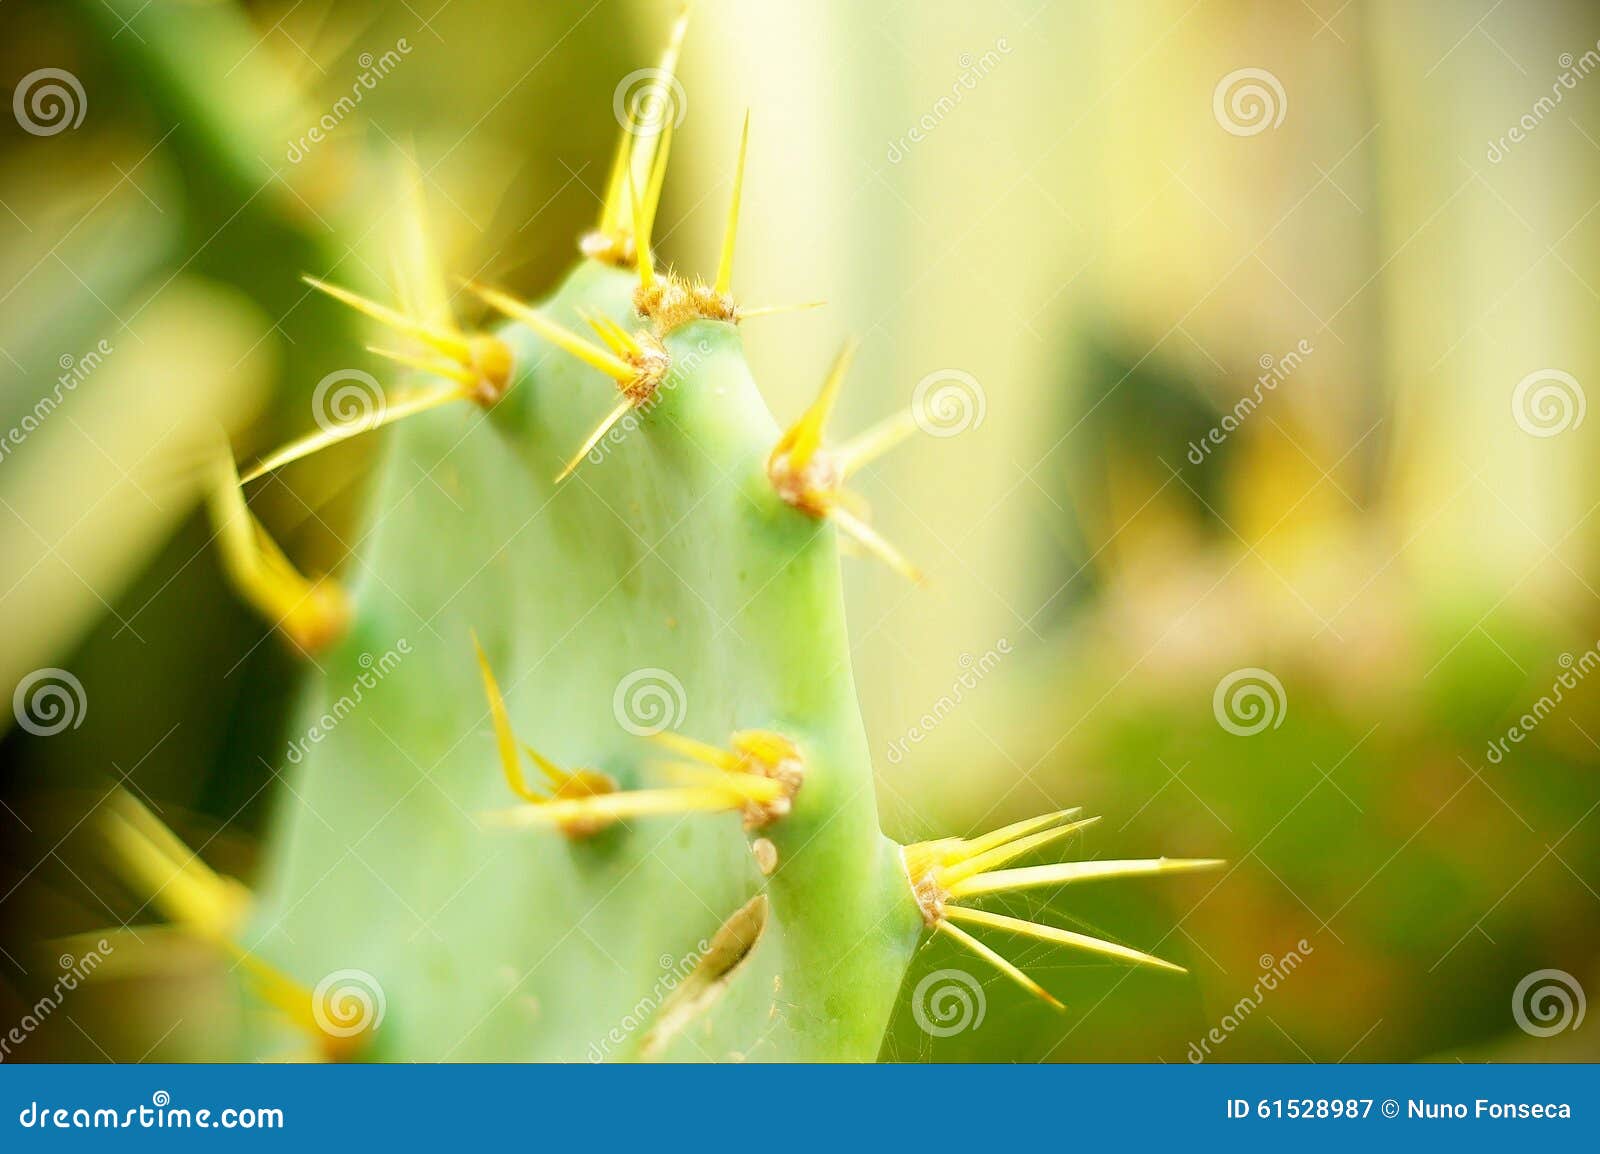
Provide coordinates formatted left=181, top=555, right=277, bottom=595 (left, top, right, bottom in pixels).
left=472, top=635, right=803, bottom=845
left=901, top=811, right=1222, bottom=1009
left=88, top=791, right=371, bottom=1060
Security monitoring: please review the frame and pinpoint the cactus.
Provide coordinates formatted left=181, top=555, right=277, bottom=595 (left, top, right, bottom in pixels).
left=89, top=11, right=1218, bottom=1063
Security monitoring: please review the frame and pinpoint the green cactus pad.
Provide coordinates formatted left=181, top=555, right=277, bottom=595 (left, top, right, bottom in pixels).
left=244, top=258, right=923, bottom=1061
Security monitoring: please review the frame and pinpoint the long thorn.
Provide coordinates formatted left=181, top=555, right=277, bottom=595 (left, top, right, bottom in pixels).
left=651, top=730, right=742, bottom=772
left=103, top=808, right=236, bottom=936
left=715, top=111, right=750, bottom=296
left=949, top=857, right=1226, bottom=899
left=576, top=308, right=633, bottom=358
left=390, top=148, right=454, bottom=334
left=471, top=632, right=542, bottom=804
left=598, top=118, right=633, bottom=235
left=303, top=276, right=470, bottom=363
left=834, top=410, right=918, bottom=479
left=580, top=312, right=627, bottom=357
left=109, top=791, right=212, bottom=884
left=939, top=816, right=1103, bottom=888
left=642, top=114, right=673, bottom=248
left=522, top=744, right=571, bottom=790
left=596, top=314, right=642, bottom=357
left=555, top=396, right=635, bottom=483
left=781, top=340, right=857, bottom=471
left=828, top=505, right=924, bottom=585
left=630, top=3, right=688, bottom=238
left=658, top=7, right=690, bottom=91
left=659, top=762, right=784, bottom=803
left=936, top=920, right=1065, bottom=1011
left=365, top=345, right=477, bottom=387
left=466, top=282, right=634, bottom=382
left=629, top=163, right=654, bottom=291
left=484, top=786, right=742, bottom=828
left=739, top=300, right=827, bottom=319
left=239, top=386, right=468, bottom=483
left=943, top=808, right=1083, bottom=865
left=945, top=906, right=1187, bottom=974
left=102, top=791, right=250, bottom=939
left=224, top=942, right=321, bottom=1036
left=206, top=449, right=349, bottom=649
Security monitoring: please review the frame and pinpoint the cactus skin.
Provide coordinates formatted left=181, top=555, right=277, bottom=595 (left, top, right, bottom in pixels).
left=244, top=259, right=923, bottom=1061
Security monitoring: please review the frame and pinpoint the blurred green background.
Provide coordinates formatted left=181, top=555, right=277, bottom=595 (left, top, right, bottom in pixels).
left=2, top=0, right=1597, bottom=1062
